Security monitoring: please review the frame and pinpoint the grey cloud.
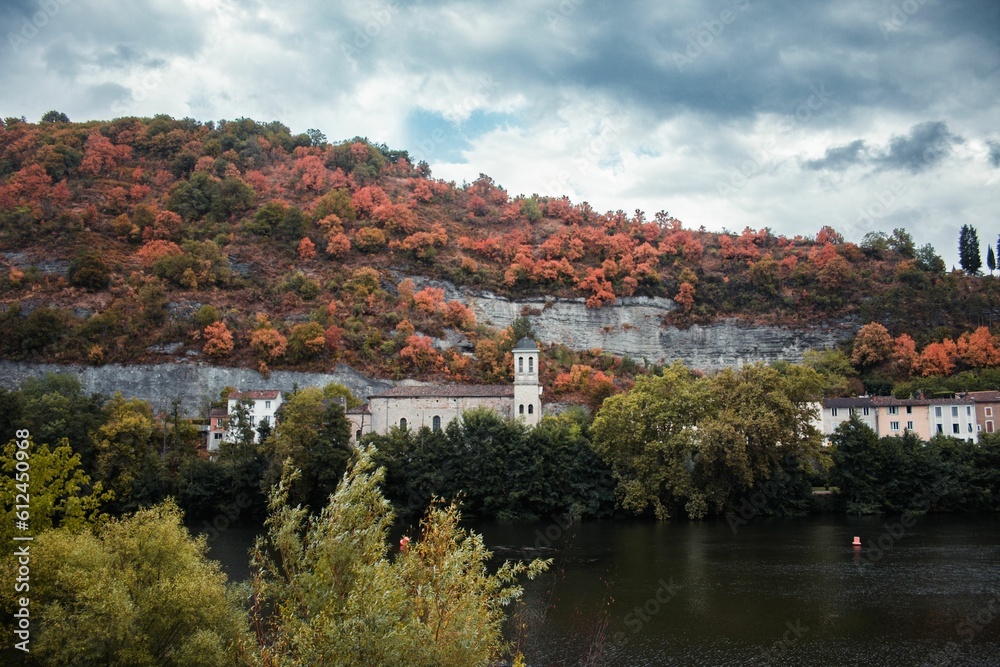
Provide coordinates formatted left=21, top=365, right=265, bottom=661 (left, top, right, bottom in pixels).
left=804, top=122, right=963, bottom=174
left=988, top=140, right=1000, bottom=168
left=803, top=139, right=869, bottom=171
left=874, top=121, right=962, bottom=173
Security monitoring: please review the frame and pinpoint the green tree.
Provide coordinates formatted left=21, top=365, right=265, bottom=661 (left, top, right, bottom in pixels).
left=92, top=393, right=158, bottom=511
left=888, top=228, right=916, bottom=258
left=40, top=110, right=70, bottom=123
left=322, top=382, right=363, bottom=409
left=15, top=502, right=245, bottom=666
left=591, top=362, right=711, bottom=519
left=11, top=373, right=107, bottom=474
left=592, top=362, right=822, bottom=519
left=958, top=224, right=982, bottom=275
left=0, top=438, right=111, bottom=550
left=67, top=250, right=112, bottom=290
left=241, top=453, right=548, bottom=666
left=265, top=387, right=353, bottom=510
left=829, top=415, right=883, bottom=514
left=915, top=243, right=946, bottom=274
left=988, top=244, right=996, bottom=275
left=802, top=348, right=859, bottom=397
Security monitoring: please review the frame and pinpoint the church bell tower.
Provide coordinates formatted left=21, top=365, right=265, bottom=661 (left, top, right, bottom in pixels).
left=513, top=338, right=541, bottom=426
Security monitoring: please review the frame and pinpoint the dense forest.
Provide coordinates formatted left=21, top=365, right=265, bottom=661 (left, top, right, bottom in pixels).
left=2, top=113, right=1000, bottom=404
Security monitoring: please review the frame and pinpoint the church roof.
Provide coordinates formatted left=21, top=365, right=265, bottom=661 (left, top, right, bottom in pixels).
left=513, top=337, right=538, bottom=351
left=229, top=390, right=280, bottom=400
left=369, top=384, right=514, bottom=399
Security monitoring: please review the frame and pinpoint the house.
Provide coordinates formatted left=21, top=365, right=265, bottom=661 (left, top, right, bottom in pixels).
left=821, top=394, right=977, bottom=443
left=927, top=396, right=977, bottom=442
left=968, top=391, right=1000, bottom=436
left=362, top=338, right=543, bottom=439
left=206, top=390, right=284, bottom=452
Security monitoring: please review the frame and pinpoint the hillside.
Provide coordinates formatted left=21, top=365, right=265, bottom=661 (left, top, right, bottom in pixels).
left=2, top=114, right=999, bottom=401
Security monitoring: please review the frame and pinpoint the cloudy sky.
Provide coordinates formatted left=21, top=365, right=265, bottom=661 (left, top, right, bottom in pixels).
left=3, top=0, right=998, bottom=266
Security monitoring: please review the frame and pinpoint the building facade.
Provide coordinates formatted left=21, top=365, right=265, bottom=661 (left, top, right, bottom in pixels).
left=360, top=338, right=543, bottom=440
left=821, top=394, right=978, bottom=443
left=206, top=390, right=284, bottom=452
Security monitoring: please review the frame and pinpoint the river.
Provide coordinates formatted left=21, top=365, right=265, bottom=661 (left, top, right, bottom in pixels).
left=203, top=513, right=1000, bottom=666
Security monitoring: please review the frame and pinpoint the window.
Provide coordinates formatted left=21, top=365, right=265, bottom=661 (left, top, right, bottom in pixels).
left=249, top=415, right=255, bottom=426
left=528, top=357, right=534, bottom=373
left=355, top=430, right=362, bottom=439
left=432, top=415, right=441, bottom=432
left=906, top=406, right=912, bottom=414
left=988, top=421, right=995, bottom=433
left=906, top=421, right=913, bottom=430
left=888, top=406, right=898, bottom=415
left=849, top=408, right=855, bottom=416
left=953, top=424, right=960, bottom=434
left=987, top=407, right=994, bottom=417
left=528, top=404, right=534, bottom=414
left=968, top=423, right=973, bottom=432
left=265, top=400, right=271, bottom=409
left=213, top=433, right=222, bottom=440
left=937, top=424, right=943, bottom=434
left=519, top=404, right=525, bottom=415
left=952, top=406, right=959, bottom=417
left=399, top=418, right=407, bottom=429
left=831, top=408, right=838, bottom=416
left=935, top=407, right=942, bottom=418
left=967, top=406, right=972, bottom=415
left=890, top=421, right=900, bottom=430
left=863, top=407, right=870, bottom=416
left=518, top=356, right=524, bottom=373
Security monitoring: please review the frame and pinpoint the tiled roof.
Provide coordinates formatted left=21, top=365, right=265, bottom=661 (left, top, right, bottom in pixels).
left=230, top=390, right=280, bottom=400
left=823, top=395, right=976, bottom=409
left=369, top=384, right=514, bottom=399
left=968, top=391, right=1000, bottom=402
left=209, top=408, right=228, bottom=417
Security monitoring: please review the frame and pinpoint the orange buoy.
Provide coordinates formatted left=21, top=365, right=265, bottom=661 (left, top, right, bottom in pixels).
left=852, top=536, right=861, bottom=547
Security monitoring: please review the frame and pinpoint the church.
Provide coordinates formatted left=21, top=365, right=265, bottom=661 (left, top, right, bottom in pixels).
left=348, top=338, right=543, bottom=440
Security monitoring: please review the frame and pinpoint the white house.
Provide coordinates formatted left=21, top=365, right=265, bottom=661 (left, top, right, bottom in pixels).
left=206, top=390, right=283, bottom=452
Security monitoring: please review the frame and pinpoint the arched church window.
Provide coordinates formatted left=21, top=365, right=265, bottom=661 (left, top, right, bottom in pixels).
left=528, top=404, right=534, bottom=414
left=518, top=356, right=524, bottom=373
left=528, top=357, right=534, bottom=373
left=432, top=415, right=441, bottom=432
left=519, top=404, right=525, bottom=414
left=400, top=418, right=407, bottom=429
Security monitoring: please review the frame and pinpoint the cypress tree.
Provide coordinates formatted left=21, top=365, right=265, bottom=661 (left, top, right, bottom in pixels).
left=988, top=244, right=996, bottom=275
left=958, top=224, right=982, bottom=275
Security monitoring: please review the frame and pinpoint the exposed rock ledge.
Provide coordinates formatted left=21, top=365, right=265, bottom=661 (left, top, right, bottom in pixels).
left=0, top=360, right=392, bottom=416
left=406, top=277, right=853, bottom=370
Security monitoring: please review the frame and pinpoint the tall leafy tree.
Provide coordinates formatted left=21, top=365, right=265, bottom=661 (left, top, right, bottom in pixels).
left=18, top=502, right=246, bottom=666
left=592, top=361, right=822, bottom=519
left=989, top=244, right=996, bottom=275
left=264, top=387, right=353, bottom=510
left=242, top=453, right=549, bottom=666
left=958, top=224, right=982, bottom=275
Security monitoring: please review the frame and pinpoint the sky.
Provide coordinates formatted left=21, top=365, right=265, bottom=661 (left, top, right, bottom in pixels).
left=2, top=0, right=998, bottom=267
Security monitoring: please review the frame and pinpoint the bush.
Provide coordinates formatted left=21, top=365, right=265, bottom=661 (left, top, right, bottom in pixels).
left=67, top=251, right=111, bottom=290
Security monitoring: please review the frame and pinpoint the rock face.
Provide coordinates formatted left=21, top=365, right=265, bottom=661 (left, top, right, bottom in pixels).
left=465, top=291, right=850, bottom=370
left=0, top=360, right=392, bottom=416
left=0, top=281, right=853, bottom=416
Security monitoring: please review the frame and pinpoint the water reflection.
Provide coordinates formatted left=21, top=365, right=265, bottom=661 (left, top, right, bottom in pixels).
left=476, top=514, right=1000, bottom=666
